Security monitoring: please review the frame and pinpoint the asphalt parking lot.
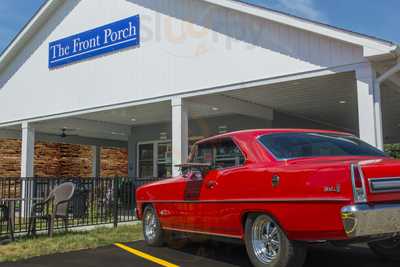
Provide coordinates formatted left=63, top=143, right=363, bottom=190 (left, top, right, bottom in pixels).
left=0, top=240, right=398, bottom=267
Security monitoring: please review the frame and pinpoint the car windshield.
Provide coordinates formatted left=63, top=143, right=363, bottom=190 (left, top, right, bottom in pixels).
left=258, top=132, right=386, bottom=160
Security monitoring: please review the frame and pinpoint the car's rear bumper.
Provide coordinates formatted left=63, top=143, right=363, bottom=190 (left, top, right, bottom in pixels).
left=341, top=203, right=400, bottom=238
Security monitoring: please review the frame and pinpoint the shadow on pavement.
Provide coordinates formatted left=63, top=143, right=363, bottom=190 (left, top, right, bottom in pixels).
left=0, top=240, right=398, bottom=267
left=161, top=239, right=399, bottom=267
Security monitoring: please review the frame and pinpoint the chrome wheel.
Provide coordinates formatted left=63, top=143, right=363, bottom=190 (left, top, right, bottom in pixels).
left=144, top=209, right=157, bottom=241
left=251, top=216, right=281, bottom=264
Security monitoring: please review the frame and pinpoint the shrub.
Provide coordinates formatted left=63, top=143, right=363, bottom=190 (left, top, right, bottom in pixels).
left=384, top=144, right=400, bottom=159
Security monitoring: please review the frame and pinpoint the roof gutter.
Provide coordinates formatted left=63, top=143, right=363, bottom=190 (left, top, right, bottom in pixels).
left=205, top=0, right=395, bottom=57
left=373, top=45, right=400, bottom=150
left=377, top=45, right=400, bottom=84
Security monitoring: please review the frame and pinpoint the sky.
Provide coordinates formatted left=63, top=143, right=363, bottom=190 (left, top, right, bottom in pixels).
left=0, top=0, right=400, bottom=54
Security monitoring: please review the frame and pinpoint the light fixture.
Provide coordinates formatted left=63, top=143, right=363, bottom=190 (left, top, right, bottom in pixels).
left=218, top=125, right=228, bottom=134
left=111, top=132, right=126, bottom=136
left=211, top=107, right=219, bottom=111
left=130, top=118, right=137, bottom=122
left=339, top=100, right=347, bottom=104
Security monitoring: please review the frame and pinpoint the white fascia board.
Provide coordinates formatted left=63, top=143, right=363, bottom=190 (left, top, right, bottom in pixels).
left=0, top=0, right=63, bottom=73
left=0, top=61, right=365, bottom=128
left=203, top=0, right=397, bottom=57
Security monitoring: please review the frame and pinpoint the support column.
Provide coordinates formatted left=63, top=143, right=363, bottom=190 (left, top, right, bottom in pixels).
left=20, top=121, right=35, bottom=217
left=128, top=127, right=137, bottom=178
left=21, top=122, right=35, bottom=178
left=373, top=81, right=384, bottom=150
left=171, top=97, right=189, bottom=177
left=374, top=61, right=400, bottom=150
left=355, top=63, right=378, bottom=148
left=91, top=146, right=101, bottom=177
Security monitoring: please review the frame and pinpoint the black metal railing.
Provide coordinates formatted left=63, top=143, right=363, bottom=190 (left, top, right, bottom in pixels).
left=0, top=176, right=164, bottom=237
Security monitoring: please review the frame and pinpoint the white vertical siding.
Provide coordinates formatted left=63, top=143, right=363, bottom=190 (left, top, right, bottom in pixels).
left=0, top=0, right=365, bottom=124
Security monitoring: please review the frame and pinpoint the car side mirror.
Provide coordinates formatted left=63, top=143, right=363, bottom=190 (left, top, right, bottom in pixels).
left=175, top=162, right=212, bottom=178
left=187, top=170, right=204, bottom=180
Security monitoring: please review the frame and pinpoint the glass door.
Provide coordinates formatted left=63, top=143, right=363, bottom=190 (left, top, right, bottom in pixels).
left=138, top=143, right=154, bottom=178
left=138, top=137, right=204, bottom=178
left=157, top=142, right=172, bottom=178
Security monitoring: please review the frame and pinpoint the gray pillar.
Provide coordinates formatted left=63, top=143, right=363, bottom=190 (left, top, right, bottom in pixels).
left=128, top=127, right=137, bottom=178
left=92, top=145, right=101, bottom=177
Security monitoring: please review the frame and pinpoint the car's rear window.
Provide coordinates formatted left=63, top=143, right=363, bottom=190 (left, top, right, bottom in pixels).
left=258, top=132, right=386, bottom=160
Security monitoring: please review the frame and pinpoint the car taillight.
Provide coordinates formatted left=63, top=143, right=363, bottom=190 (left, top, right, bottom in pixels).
left=350, top=164, right=367, bottom=203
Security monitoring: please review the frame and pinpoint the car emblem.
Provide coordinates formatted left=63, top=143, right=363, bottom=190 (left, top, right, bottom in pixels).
left=324, top=184, right=341, bottom=193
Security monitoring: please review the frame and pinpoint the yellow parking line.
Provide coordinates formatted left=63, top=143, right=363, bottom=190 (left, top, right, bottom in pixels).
left=114, top=243, right=179, bottom=267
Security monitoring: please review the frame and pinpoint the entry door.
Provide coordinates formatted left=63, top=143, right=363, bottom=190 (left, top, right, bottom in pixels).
left=138, top=144, right=155, bottom=177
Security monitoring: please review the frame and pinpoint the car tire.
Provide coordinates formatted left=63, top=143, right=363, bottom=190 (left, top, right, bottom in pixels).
left=368, top=237, right=400, bottom=261
left=244, top=214, right=307, bottom=267
left=142, top=205, right=164, bottom=247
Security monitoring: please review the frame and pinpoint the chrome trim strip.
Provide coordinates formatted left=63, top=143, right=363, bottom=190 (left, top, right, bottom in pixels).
left=369, top=177, right=400, bottom=193
left=350, top=164, right=368, bottom=203
left=140, top=198, right=350, bottom=204
left=162, top=226, right=242, bottom=239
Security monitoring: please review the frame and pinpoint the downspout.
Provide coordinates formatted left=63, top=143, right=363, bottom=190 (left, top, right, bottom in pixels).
left=374, top=45, right=400, bottom=150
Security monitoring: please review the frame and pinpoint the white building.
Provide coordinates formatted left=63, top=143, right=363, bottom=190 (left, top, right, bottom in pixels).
left=0, top=0, right=399, bottom=179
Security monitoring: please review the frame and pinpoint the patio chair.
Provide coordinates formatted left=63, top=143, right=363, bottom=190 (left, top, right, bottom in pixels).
left=28, top=182, right=75, bottom=237
left=0, top=202, right=14, bottom=242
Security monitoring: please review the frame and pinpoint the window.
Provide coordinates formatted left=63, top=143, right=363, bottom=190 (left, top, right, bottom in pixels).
left=259, top=132, right=386, bottom=160
left=157, top=142, right=172, bottom=178
left=138, top=144, right=154, bottom=177
left=138, top=138, right=201, bottom=178
left=192, top=142, right=213, bottom=164
left=191, top=138, right=245, bottom=169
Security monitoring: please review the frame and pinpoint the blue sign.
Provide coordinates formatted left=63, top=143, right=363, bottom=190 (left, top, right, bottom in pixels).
left=48, top=15, right=140, bottom=68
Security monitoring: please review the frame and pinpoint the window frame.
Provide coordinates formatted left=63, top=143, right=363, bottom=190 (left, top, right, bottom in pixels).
left=257, top=132, right=387, bottom=161
left=190, top=137, right=247, bottom=170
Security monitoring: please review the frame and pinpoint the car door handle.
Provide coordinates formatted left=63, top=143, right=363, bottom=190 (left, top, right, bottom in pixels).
left=207, top=180, right=218, bottom=189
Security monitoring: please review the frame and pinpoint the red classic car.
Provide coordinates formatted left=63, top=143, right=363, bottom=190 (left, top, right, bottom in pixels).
left=136, top=129, right=400, bottom=267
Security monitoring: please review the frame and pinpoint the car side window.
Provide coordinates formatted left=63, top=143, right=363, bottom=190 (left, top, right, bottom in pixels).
left=191, top=138, right=245, bottom=169
left=214, top=139, right=245, bottom=169
left=192, top=142, right=213, bottom=163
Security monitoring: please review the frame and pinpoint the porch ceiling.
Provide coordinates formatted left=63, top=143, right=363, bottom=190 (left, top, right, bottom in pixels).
left=192, top=71, right=359, bottom=133
left=3, top=71, right=399, bottom=145
left=76, top=100, right=232, bottom=126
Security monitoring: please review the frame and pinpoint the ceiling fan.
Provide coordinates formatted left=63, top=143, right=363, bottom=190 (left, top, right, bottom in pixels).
left=57, top=128, right=79, bottom=138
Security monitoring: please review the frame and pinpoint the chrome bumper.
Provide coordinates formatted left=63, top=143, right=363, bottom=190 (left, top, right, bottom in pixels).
left=341, top=204, right=400, bottom=238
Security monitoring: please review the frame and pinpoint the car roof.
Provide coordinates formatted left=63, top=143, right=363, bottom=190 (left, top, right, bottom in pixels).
left=196, top=128, right=353, bottom=144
